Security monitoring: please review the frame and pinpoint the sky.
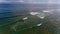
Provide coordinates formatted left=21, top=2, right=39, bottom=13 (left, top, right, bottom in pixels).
left=0, top=0, right=60, bottom=4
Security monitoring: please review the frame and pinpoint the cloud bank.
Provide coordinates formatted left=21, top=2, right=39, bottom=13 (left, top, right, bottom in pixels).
left=0, top=0, right=60, bottom=4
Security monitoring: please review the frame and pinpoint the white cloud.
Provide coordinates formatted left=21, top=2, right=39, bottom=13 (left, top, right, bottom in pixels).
left=19, top=0, right=24, bottom=2
left=0, top=0, right=5, bottom=2
left=0, top=0, right=24, bottom=3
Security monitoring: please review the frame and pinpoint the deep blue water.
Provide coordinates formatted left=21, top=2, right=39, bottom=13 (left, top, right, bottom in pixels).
left=0, top=3, right=30, bottom=25
left=0, top=4, right=13, bottom=18
left=0, top=4, right=14, bottom=24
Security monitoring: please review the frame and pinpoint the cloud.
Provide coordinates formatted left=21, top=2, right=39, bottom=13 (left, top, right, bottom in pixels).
left=0, top=0, right=25, bottom=3
left=28, top=0, right=33, bottom=3
left=0, top=0, right=60, bottom=4
left=19, top=0, right=24, bottom=2
left=0, top=0, right=4, bottom=2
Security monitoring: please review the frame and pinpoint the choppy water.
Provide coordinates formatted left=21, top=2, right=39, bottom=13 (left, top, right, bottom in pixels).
left=0, top=3, right=60, bottom=27
left=0, top=3, right=60, bottom=34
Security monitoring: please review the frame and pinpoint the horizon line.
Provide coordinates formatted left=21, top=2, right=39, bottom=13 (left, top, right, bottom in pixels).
left=0, top=1, right=60, bottom=4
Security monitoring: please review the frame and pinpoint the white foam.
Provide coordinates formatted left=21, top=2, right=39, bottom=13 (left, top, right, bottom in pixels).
left=56, top=9, right=60, bottom=11
left=30, top=12, right=40, bottom=15
left=23, top=17, right=28, bottom=20
left=37, top=15, right=45, bottom=19
left=43, top=10, right=50, bottom=13
left=37, top=23, right=42, bottom=26
left=40, top=17, right=45, bottom=19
